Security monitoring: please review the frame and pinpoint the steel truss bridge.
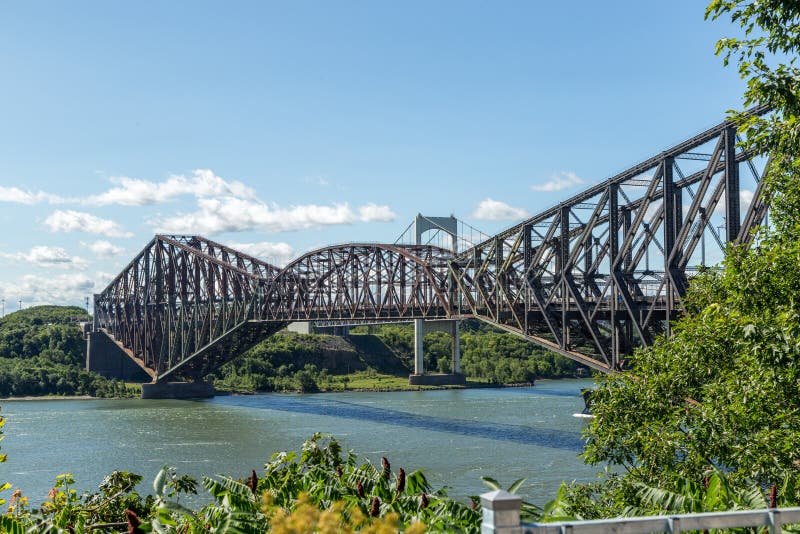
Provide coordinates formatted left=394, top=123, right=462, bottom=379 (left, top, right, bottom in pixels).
left=94, top=109, right=769, bottom=382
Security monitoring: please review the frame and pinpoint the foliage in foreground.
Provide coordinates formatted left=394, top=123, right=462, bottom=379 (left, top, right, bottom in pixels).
left=1, top=434, right=483, bottom=533
left=550, top=468, right=800, bottom=526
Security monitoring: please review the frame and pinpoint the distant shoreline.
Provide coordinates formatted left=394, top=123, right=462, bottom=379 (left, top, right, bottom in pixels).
left=1, top=395, right=95, bottom=401
left=217, top=381, right=537, bottom=395
left=0, top=378, right=596, bottom=401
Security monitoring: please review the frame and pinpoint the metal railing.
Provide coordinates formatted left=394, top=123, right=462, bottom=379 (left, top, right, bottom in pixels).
left=480, top=490, right=800, bottom=533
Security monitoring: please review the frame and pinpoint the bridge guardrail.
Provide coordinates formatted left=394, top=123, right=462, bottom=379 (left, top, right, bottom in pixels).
left=480, top=490, right=800, bottom=533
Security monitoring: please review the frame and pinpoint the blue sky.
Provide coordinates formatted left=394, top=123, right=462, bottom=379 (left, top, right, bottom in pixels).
left=0, top=1, right=746, bottom=309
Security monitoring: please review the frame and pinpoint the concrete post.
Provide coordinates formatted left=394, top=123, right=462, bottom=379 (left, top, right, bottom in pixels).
left=92, top=294, right=100, bottom=331
left=414, top=318, right=424, bottom=375
left=451, top=320, right=460, bottom=373
left=480, top=490, right=522, bottom=534
left=85, top=333, right=92, bottom=372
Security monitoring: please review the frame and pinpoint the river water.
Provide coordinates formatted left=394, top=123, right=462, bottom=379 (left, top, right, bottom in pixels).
left=1, top=379, right=599, bottom=505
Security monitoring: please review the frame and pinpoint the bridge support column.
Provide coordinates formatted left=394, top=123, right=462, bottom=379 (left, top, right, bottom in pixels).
left=451, top=320, right=461, bottom=374
left=409, top=319, right=465, bottom=386
left=414, top=319, right=425, bottom=374
left=86, top=331, right=151, bottom=382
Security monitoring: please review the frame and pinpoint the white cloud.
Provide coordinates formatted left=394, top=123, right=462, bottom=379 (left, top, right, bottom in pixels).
left=44, top=210, right=133, bottom=238
left=471, top=198, right=530, bottom=221
left=94, top=271, right=117, bottom=288
left=531, top=171, right=585, bottom=192
left=0, top=169, right=254, bottom=208
left=0, top=186, right=66, bottom=204
left=86, top=169, right=255, bottom=206
left=155, top=198, right=396, bottom=234
left=1, top=246, right=88, bottom=269
left=227, top=241, right=295, bottom=266
left=81, top=240, right=125, bottom=259
left=358, top=203, right=396, bottom=222
left=0, top=273, right=96, bottom=307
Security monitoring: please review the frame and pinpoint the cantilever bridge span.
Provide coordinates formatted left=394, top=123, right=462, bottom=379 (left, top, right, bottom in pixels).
left=92, top=110, right=769, bottom=383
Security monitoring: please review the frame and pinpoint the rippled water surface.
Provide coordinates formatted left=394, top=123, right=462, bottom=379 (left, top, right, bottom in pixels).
left=2, top=379, right=599, bottom=504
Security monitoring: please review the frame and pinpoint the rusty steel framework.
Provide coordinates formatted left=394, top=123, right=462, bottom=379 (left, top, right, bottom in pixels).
left=94, top=110, right=770, bottom=381
left=93, top=235, right=287, bottom=381
left=259, top=244, right=453, bottom=322
left=449, top=110, right=769, bottom=371
left=94, top=240, right=456, bottom=381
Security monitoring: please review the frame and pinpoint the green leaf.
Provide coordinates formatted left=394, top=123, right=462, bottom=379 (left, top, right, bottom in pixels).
left=507, top=478, right=527, bottom=494
left=480, top=476, right=502, bottom=491
left=153, top=466, right=169, bottom=496
left=743, top=323, right=757, bottom=337
left=151, top=518, right=169, bottom=534
left=162, top=500, right=196, bottom=517
left=0, top=516, right=25, bottom=534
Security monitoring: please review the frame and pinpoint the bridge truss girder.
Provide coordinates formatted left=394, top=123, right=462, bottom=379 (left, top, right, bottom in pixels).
left=94, top=109, right=770, bottom=381
left=259, top=244, right=453, bottom=322
left=94, top=235, right=272, bottom=381
left=449, top=115, right=769, bottom=371
left=94, top=241, right=456, bottom=381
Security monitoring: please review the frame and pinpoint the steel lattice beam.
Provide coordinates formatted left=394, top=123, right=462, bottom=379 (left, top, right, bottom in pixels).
left=95, top=109, right=770, bottom=381
left=448, top=109, right=769, bottom=371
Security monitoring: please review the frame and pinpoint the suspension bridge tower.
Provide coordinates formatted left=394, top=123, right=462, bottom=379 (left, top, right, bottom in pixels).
left=408, top=214, right=466, bottom=386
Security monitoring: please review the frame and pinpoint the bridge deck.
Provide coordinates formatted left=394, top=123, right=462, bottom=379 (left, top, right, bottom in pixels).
left=93, top=109, right=768, bottom=381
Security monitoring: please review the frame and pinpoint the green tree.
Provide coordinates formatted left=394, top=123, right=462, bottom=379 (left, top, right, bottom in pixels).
left=572, top=0, right=800, bottom=516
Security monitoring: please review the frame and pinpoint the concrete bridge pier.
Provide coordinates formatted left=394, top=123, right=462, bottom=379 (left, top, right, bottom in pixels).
left=409, top=319, right=465, bottom=386
left=86, top=330, right=152, bottom=382
left=86, top=328, right=215, bottom=399
left=408, top=214, right=464, bottom=386
left=451, top=320, right=461, bottom=374
left=413, top=319, right=425, bottom=375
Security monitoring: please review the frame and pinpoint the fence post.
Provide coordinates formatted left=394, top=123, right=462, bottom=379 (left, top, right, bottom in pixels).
left=480, top=490, right=523, bottom=534
left=769, top=509, right=781, bottom=534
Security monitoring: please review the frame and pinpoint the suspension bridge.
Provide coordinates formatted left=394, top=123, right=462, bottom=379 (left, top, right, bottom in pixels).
left=88, top=109, right=769, bottom=397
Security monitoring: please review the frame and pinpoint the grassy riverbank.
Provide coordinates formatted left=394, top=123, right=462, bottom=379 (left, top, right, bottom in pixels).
left=216, top=370, right=533, bottom=394
left=212, top=323, right=583, bottom=393
left=0, top=306, right=584, bottom=398
left=216, top=372, right=447, bottom=394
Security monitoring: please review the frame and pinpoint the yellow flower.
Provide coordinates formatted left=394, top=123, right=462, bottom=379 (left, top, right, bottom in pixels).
left=317, top=508, right=344, bottom=533
left=405, top=521, right=428, bottom=534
